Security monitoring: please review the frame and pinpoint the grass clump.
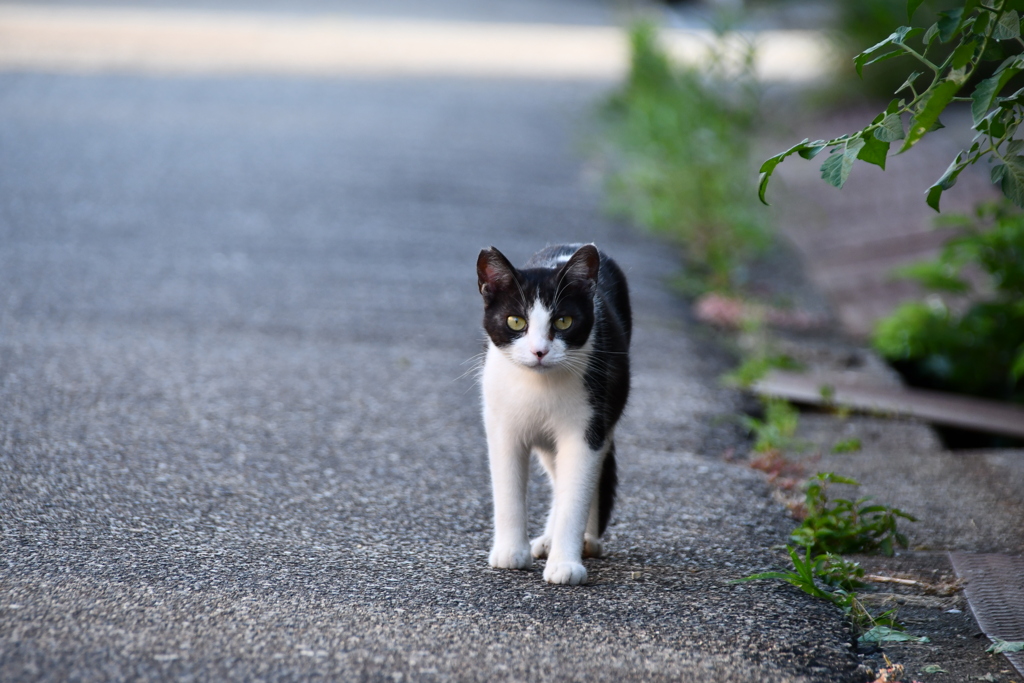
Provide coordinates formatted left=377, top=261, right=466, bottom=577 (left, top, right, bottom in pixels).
left=600, top=22, right=771, bottom=292
left=791, top=473, right=916, bottom=557
left=737, top=472, right=917, bottom=634
left=741, top=397, right=801, bottom=454
left=872, top=201, right=1024, bottom=404
left=723, top=352, right=803, bottom=388
left=831, top=437, right=862, bottom=453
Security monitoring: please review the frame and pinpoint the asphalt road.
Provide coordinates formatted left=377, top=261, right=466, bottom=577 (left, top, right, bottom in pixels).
left=0, top=72, right=855, bottom=681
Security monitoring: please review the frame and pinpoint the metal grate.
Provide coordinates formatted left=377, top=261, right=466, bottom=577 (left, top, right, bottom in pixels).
left=950, top=553, right=1024, bottom=678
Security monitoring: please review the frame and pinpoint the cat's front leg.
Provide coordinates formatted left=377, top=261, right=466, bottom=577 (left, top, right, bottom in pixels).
left=530, top=447, right=556, bottom=559
left=544, top=436, right=603, bottom=585
left=486, top=426, right=532, bottom=570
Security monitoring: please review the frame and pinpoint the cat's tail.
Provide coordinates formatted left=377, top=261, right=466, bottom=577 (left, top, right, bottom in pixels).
left=597, top=442, right=618, bottom=536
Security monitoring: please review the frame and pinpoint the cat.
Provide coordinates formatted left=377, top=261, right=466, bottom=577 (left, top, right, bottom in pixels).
left=476, top=243, right=631, bottom=585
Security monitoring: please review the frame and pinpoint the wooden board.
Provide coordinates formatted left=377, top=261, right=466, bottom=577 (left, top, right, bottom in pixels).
left=753, top=370, right=1024, bottom=439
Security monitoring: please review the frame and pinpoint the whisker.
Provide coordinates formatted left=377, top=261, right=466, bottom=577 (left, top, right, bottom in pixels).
left=452, top=361, right=485, bottom=384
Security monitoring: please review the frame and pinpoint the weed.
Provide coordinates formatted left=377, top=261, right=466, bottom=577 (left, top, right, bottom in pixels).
left=737, top=543, right=838, bottom=602
left=599, top=22, right=770, bottom=292
left=793, top=473, right=916, bottom=557
left=873, top=201, right=1024, bottom=403
left=723, top=352, right=803, bottom=388
left=734, top=542, right=899, bottom=633
left=737, top=472, right=918, bottom=635
left=741, top=398, right=801, bottom=453
left=832, top=437, right=863, bottom=453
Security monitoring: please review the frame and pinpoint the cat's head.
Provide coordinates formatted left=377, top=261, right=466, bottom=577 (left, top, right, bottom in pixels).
left=476, top=245, right=599, bottom=371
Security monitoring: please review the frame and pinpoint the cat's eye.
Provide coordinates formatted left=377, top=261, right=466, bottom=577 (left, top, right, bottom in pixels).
left=554, top=316, right=573, bottom=330
left=507, top=315, right=526, bottom=331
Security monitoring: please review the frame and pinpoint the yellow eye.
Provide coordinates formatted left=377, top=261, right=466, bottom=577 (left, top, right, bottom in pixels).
left=554, top=316, right=573, bottom=331
left=507, top=316, right=526, bottom=331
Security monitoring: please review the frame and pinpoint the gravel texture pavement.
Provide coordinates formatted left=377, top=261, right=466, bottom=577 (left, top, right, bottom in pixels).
left=0, top=73, right=857, bottom=681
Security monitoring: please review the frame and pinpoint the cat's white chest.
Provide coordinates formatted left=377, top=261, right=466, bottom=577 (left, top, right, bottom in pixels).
left=480, top=342, right=591, bottom=440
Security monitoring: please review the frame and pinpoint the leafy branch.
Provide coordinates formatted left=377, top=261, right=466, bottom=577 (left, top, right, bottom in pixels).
left=759, top=0, right=1024, bottom=211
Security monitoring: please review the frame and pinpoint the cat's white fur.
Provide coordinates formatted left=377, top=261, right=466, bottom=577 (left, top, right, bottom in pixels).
left=481, top=297, right=608, bottom=586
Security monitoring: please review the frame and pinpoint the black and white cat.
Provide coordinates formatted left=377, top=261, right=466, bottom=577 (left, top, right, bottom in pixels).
left=476, top=243, right=631, bottom=585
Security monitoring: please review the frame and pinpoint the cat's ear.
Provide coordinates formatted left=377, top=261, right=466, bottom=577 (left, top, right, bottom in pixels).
left=477, top=247, right=517, bottom=302
left=559, top=244, right=600, bottom=292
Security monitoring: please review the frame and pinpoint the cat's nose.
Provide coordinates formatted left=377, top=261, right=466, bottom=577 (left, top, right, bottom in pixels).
left=534, top=349, right=547, bottom=359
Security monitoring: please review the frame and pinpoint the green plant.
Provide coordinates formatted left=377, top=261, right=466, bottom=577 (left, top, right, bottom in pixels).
left=873, top=201, right=1024, bottom=401
left=734, top=542, right=901, bottom=632
left=723, top=352, right=803, bottom=388
left=759, top=0, right=1024, bottom=211
left=832, top=0, right=951, bottom=100
left=793, top=473, right=917, bottom=556
left=738, top=543, right=845, bottom=602
left=832, top=437, right=863, bottom=453
left=741, top=397, right=801, bottom=452
left=986, top=638, right=1024, bottom=653
left=601, top=22, right=770, bottom=291
left=736, top=472, right=916, bottom=634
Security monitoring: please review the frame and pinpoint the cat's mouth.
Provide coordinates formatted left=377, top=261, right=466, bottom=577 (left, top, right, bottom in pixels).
left=524, top=357, right=559, bottom=372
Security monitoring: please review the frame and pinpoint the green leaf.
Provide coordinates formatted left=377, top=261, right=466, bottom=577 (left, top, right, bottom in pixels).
left=858, top=135, right=891, bottom=169
left=895, top=260, right=970, bottom=291
left=859, top=626, right=930, bottom=644
left=937, top=8, right=964, bottom=43
left=974, top=11, right=991, bottom=35
left=971, top=67, right=1023, bottom=124
left=812, top=472, right=860, bottom=486
left=832, top=438, right=862, bottom=453
left=875, top=113, right=906, bottom=142
left=821, top=138, right=865, bottom=188
left=819, top=153, right=843, bottom=188
left=991, top=156, right=1024, bottom=207
left=857, top=50, right=905, bottom=78
left=994, top=54, right=1024, bottom=75
left=920, top=665, right=948, bottom=674
left=908, top=0, right=925, bottom=21
left=798, top=140, right=828, bottom=159
left=893, top=25, right=920, bottom=43
left=924, top=22, right=940, bottom=45
left=765, top=139, right=811, bottom=202
left=952, top=39, right=978, bottom=69
left=986, top=639, right=1024, bottom=654
left=996, top=85, right=1024, bottom=111
left=926, top=152, right=968, bottom=212
left=854, top=27, right=920, bottom=77
left=903, top=79, right=962, bottom=152
left=993, top=10, right=1021, bottom=41
left=896, top=71, right=924, bottom=95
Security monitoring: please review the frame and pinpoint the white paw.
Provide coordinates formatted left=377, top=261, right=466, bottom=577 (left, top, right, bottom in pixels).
left=530, top=535, right=551, bottom=559
left=583, top=534, right=603, bottom=559
left=543, top=561, right=587, bottom=585
left=489, top=544, right=533, bottom=570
